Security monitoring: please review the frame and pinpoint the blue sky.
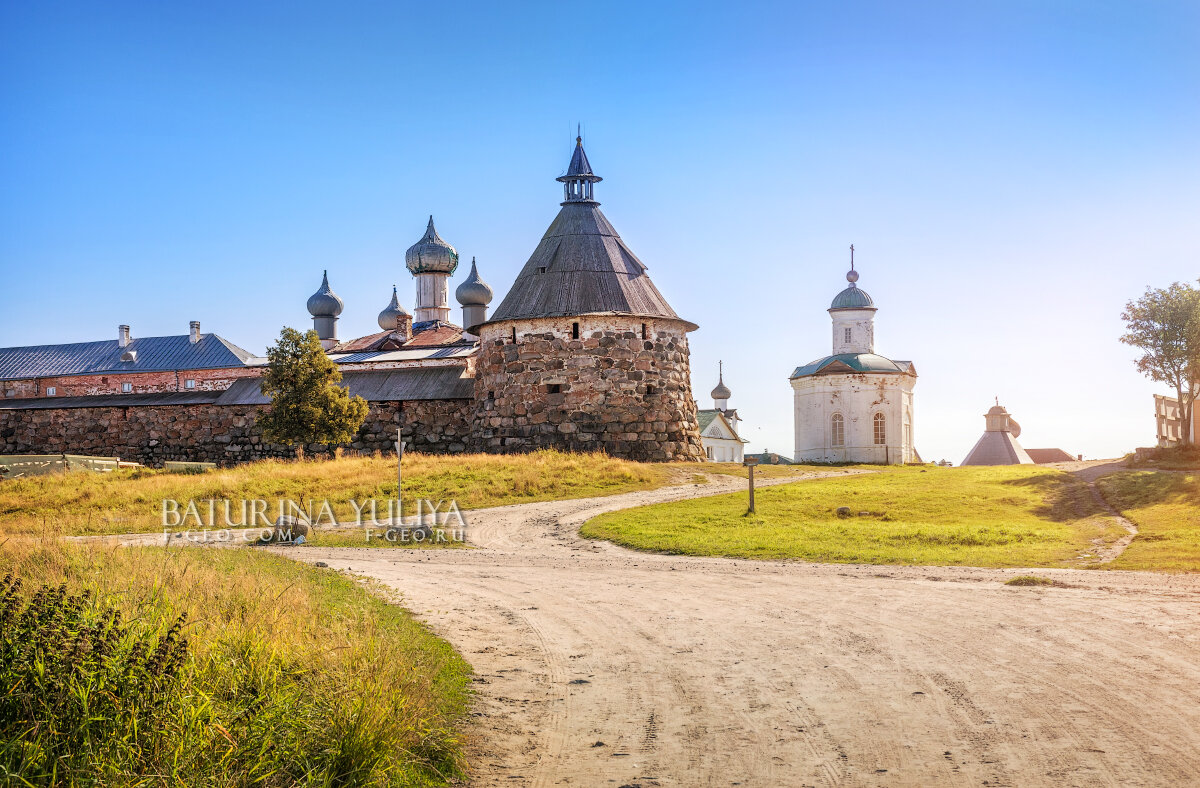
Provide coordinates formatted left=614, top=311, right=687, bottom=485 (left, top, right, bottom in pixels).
left=2, top=1, right=1198, bottom=462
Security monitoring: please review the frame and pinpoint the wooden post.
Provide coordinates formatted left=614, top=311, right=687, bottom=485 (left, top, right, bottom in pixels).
left=396, top=428, right=404, bottom=524
left=743, top=456, right=759, bottom=514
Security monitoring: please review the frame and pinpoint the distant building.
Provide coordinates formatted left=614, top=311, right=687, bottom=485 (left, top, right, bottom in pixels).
left=961, top=401, right=1033, bottom=466
left=746, top=450, right=794, bottom=465
left=697, top=363, right=746, bottom=462
left=1154, top=394, right=1196, bottom=447
left=1025, top=448, right=1077, bottom=464
left=790, top=249, right=918, bottom=464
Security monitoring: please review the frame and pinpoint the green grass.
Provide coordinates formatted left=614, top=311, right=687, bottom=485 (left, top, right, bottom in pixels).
left=0, top=538, right=471, bottom=786
left=1096, top=471, right=1200, bottom=572
left=0, top=450, right=668, bottom=536
left=582, top=465, right=1127, bottom=568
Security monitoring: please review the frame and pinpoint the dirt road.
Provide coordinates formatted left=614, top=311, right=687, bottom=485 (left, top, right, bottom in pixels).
left=297, top=472, right=1200, bottom=787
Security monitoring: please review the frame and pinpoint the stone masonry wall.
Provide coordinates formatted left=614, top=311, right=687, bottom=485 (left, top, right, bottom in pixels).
left=472, top=316, right=705, bottom=461
left=0, top=399, right=473, bottom=466
left=1, top=366, right=261, bottom=400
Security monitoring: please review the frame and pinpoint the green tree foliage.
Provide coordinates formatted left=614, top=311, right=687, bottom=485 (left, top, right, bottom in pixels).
left=1121, top=282, right=1200, bottom=445
left=258, top=327, right=368, bottom=450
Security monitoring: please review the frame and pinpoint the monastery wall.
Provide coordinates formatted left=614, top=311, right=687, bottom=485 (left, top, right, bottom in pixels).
left=0, top=398, right=473, bottom=466
left=472, top=315, right=705, bottom=461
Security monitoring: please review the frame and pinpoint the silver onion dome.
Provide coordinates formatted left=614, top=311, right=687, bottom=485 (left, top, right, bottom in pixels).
left=377, top=285, right=410, bottom=331
left=307, top=270, right=344, bottom=317
left=405, top=216, right=459, bottom=276
left=455, top=257, right=493, bottom=306
left=711, top=362, right=732, bottom=400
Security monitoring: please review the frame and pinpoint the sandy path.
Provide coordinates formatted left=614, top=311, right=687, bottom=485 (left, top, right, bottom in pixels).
left=285, top=469, right=1200, bottom=787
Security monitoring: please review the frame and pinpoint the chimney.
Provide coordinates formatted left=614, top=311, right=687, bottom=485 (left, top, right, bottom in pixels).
left=393, top=312, right=413, bottom=343
left=189, top=321, right=201, bottom=344
left=118, top=325, right=131, bottom=348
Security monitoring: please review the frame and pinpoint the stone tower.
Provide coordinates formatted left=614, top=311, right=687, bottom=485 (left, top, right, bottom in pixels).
left=470, top=137, right=704, bottom=461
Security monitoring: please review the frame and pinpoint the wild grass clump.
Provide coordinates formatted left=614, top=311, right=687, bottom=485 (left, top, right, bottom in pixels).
left=0, top=577, right=191, bottom=780
left=583, top=465, right=1128, bottom=568
left=0, top=449, right=666, bottom=536
left=1005, top=575, right=1060, bottom=587
left=0, top=538, right=471, bottom=786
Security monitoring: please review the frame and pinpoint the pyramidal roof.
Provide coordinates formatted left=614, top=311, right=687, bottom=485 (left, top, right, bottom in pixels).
left=486, top=140, right=694, bottom=330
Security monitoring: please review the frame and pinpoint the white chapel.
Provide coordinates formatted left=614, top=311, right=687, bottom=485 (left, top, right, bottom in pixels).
left=790, top=249, right=919, bottom=464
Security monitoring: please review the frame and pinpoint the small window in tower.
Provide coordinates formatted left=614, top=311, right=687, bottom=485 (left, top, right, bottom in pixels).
left=873, top=412, right=887, bottom=445
left=572, top=322, right=580, bottom=339
left=547, top=384, right=562, bottom=395
left=122, top=382, right=132, bottom=393
left=538, top=266, right=547, bottom=274
left=646, top=384, right=656, bottom=396
left=511, top=327, right=517, bottom=343
left=844, top=327, right=852, bottom=343
left=488, top=391, right=495, bottom=400
left=641, top=323, right=648, bottom=340
left=185, top=379, right=196, bottom=390
left=46, top=387, right=56, bottom=396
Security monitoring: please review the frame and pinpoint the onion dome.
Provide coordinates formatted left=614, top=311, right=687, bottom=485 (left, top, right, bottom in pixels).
left=307, top=270, right=344, bottom=317
left=405, top=216, right=459, bottom=276
left=377, top=285, right=410, bottom=330
left=455, top=257, right=493, bottom=306
left=830, top=247, right=875, bottom=310
left=711, top=362, right=732, bottom=400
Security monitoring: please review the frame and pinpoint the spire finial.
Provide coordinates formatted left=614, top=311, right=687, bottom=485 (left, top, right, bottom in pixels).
left=576, top=122, right=581, bottom=144
left=850, top=244, right=855, bottom=270
left=719, top=359, right=724, bottom=382
left=846, top=244, right=860, bottom=284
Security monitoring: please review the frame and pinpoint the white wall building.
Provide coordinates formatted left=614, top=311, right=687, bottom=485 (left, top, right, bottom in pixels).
left=698, top=363, right=746, bottom=462
left=790, top=252, right=918, bottom=464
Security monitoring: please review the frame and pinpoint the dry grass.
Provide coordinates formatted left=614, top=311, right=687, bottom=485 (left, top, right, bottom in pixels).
left=1096, top=471, right=1200, bottom=572
left=0, top=450, right=666, bottom=536
left=583, top=465, right=1127, bottom=567
left=0, top=533, right=471, bottom=785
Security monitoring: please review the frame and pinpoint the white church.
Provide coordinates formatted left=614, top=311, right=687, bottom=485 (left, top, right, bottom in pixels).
left=790, top=249, right=919, bottom=464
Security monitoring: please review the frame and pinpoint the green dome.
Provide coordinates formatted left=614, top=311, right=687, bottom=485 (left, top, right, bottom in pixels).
left=830, top=285, right=874, bottom=310
left=789, top=353, right=913, bottom=379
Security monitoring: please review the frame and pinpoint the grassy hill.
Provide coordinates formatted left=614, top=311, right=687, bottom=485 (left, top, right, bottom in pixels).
left=582, top=465, right=1128, bottom=568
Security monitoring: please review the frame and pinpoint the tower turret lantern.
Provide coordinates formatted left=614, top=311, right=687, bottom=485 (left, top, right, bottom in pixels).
left=405, top=216, right=459, bottom=323
left=557, top=132, right=602, bottom=204
left=828, top=244, right=877, bottom=355
left=307, top=270, right=344, bottom=349
left=456, top=257, right=493, bottom=338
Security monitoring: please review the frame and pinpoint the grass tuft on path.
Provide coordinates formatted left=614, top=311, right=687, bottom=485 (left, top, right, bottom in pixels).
left=1096, top=471, right=1200, bottom=572
left=0, top=536, right=471, bottom=786
left=582, top=466, right=1126, bottom=567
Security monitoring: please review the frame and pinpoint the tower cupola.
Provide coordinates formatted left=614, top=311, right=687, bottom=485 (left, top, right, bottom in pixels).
left=456, top=257, right=493, bottom=337
left=307, top=270, right=344, bottom=349
left=377, top=285, right=411, bottom=332
left=556, top=134, right=602, bottom=204
left=405, top=216, right=459, bottom=323
left=711, top=360, right=732, bottom=410
left=829, top=245, right=877, bottom=355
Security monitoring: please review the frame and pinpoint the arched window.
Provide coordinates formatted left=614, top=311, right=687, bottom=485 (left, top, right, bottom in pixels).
left=873, top=413, right=887, bottom=445
left=831, top=413, right=845, bottom=447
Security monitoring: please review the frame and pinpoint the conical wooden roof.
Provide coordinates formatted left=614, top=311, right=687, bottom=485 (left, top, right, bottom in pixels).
left=487, top=157, right=694, bottom=330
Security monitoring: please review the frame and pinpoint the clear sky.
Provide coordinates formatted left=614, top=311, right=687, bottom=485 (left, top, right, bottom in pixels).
left=2, top=1, right=1198, bottom=462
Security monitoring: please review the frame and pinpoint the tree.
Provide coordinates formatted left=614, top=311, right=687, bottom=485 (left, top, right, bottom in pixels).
left=258, top=327, right=369, bottom=453
left=1121, top=282, right=1200, bottom=446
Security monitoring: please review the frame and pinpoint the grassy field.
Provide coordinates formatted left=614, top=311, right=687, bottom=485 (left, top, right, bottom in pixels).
left=1097, top=471, right=1200, bottom=572
left=582, top=465, right=1127, bottom=567
left=0, top=537, right=471, bottom=786
left=0, top=450, right=669, bottom=536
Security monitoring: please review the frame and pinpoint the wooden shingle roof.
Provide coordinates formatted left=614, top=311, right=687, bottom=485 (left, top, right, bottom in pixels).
left=484, top=200, right=695, bottom=330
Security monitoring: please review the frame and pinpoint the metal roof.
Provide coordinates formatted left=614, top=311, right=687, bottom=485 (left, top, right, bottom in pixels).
left=484, top=202, right=694, bottom=330
left=0, top=390, right=224, bottom=410
left=214, top=367, right=474, bottom=405
left=0, top=334, right=259, bottom=381
left=790, top=353, right=916, bottom=379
